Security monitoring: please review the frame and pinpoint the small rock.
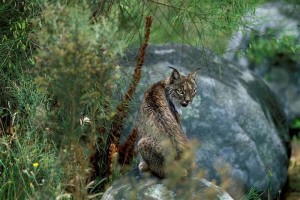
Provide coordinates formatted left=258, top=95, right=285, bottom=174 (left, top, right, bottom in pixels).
left=101, top=169, right=233, bottom=200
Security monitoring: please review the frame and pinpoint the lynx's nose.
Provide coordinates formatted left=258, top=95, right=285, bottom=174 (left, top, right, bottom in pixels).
left=181, top=100, right=190, bottom=107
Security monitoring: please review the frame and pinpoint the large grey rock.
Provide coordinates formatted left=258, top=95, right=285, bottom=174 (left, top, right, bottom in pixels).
left=117, top=44, right=290, bottom=199
left=102, top=169, right=233, bottom=200
left=224, top=1, right=300, bottom=121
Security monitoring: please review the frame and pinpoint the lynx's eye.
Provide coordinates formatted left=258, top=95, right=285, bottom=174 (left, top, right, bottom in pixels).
left=176, top=90, right=185, bottom=95
left=192, top=89, right=197, bottom=94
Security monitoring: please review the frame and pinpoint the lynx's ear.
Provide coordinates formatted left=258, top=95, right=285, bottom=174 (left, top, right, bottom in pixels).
left=188, top=67, right=201, bottom=80
left=169, top=67, right=181, bottom=83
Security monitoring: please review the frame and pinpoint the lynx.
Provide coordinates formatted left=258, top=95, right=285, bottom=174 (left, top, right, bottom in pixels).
left=135, top=67, right=199, bottom=178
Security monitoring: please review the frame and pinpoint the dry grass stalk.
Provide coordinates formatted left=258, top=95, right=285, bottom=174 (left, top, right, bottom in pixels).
left=88, top=16, right=153, bottom=191
left=109, top=16, right=153, bottom=146
left=118, top=128, right=138, bottom=165
left=108, top=143, right=118, bottom=176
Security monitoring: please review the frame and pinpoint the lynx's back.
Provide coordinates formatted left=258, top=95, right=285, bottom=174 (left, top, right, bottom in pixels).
left=135, top=67, right=199, bottom=177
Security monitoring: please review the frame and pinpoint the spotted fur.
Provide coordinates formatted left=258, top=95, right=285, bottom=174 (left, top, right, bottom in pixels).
left=135, top=67, right=199, bottom=177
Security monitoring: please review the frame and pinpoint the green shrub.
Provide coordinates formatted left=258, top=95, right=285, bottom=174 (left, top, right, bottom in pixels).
left=34, top=1, right=127, bottom=198
left=107, top=0, right=263, bottom=53
left=291, top=118, right=300, bottom=129
left=246, top=33, right=300, bottom=64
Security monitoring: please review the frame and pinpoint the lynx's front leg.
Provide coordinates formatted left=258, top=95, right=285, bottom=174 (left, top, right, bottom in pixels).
left=137, top=137, right=165, bottom=177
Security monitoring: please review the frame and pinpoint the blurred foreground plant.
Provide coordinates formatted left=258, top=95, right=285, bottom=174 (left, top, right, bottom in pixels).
left=35, top=2, right=126, bottom=198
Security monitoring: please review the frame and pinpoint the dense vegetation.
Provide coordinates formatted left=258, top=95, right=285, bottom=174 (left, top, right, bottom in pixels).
left=1, top=0, right=298, bottom=199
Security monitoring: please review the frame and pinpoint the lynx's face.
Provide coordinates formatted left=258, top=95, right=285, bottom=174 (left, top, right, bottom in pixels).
left=166, top=67, right=199, bottom=110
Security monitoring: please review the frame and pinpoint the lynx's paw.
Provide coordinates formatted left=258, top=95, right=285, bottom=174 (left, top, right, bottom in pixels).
left=138, top=160, right=149, bottom=172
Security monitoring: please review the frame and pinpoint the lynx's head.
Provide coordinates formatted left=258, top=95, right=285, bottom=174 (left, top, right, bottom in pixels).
left=166, top=67, right=200, bottom=112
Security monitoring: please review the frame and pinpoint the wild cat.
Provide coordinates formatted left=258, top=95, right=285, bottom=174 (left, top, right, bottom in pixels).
left=135, top=67, right=199, bottom=177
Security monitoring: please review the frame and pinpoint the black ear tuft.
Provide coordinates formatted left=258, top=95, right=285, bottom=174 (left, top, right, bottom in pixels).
left=169, top=67, right=181, bottom=83
left=188, top=67, right=201, bottom=80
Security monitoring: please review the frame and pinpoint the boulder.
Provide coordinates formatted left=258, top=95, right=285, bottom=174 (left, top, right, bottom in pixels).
left=116, top=44, right=290, bottom=199
left=101, top=168, right=233, bottom=200
left=224, top=1, right=300, bottom=121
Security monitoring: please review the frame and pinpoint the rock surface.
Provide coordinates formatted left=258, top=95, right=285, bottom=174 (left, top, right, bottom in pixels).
left=116, top=44, right=290, bottom=199
left=102, top=169, right=233, bottom=200
left=224, top=1, right=300, bottom=121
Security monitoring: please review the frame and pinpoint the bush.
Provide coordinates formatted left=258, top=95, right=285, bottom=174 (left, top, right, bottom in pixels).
left=246, top=33, right=300, bottom=65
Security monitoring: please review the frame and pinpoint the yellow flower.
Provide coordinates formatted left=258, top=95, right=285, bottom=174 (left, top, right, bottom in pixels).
left=33, top=162, right=39, bottom=168
left=30, top=182, right=34, bottom=188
